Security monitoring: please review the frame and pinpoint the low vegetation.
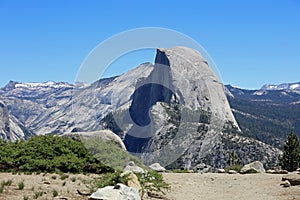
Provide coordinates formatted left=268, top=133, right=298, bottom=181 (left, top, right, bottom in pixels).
left=225, top=151, right=243, bottom=173
left=0, top=135, right=170, bottom=199
left=18, top=181, right=25, bottom=190
left=0, top=135, right=113, bottom=173
left=137, top=171, right=170, bottom=197
left=94, top=170, right=130, bottom=189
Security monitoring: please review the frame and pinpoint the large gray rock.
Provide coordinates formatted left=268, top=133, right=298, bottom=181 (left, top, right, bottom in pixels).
left=63, top=130, right=126, bottom=150
left=89, top=183, right=140, bottom=200
left=240, top=161, right=265, bottom=174
left=149, top=163, right=166, bottom=172
left=282, top=174, right=300, bottom=186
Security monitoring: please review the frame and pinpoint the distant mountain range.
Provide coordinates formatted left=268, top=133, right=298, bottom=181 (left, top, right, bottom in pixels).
left=225, top=84, right=300, bottom=148
left=1, top=47, right=297, bottom=169
left=261, top=82, right=300, bottom=91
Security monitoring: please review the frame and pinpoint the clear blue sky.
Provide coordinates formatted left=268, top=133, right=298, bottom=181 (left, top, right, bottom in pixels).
left=0, top=0, right=300, bottom=89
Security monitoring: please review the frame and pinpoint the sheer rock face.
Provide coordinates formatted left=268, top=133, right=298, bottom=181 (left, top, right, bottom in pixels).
left=0, top=47, right=281, bottom=169
left=0, top=99, right=33, bottom=141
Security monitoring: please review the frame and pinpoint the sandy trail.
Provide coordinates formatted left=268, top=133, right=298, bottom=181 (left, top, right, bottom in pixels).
left=162, top=173, right=300, bottom=200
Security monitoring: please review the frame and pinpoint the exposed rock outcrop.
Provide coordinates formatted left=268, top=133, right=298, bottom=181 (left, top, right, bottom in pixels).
left=62, top=130, right=126, bottom=150
left=240, top=161, right=265, bottom=174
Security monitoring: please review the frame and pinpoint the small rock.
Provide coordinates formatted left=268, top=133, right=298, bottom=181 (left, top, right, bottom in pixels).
left=280, top=180, right=291, bottom=187
left=266, top=169, right=275, bottom=174
left=240, top=161, right=265, bottom=174
left=127, top=161, right=135, bottom=167
left=267, top=168, right=288, bottom=174
left=43, top=181, right=51, bottom=185
left=282, top=174, right=300, bottom=186
left=196, top=163, right=206, bottom=170
left=124, top=161, right=145, bottom=174
left=194, top=163, right=211, bottom=173
left=228, top=170, right=237, bottom=174
left=218, top=169, right=226, bottom=173
left=149, top=163, right=166, bottom=172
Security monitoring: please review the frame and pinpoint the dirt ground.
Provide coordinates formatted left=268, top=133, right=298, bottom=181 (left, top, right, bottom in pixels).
left=162, top=173, right=300, bottom=200
left=0, top=172, right=300, bottom=200
left=0, top=172, right=96, bottom=200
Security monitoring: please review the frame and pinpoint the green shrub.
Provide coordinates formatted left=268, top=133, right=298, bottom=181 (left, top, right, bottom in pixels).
left=18, top=181, right=25, bottom=190
left=172, top=169, right=189, bottom=173
left=0, top=135, right=113, bottom=174
left=94, top=171, right=130, bottom=189
left=33, top=191, right=43, bottom=199
left=60, top=174, right=69, bottom=180
left=52, top=189, right=58, bottom=197
left=225, top=151, right=243, bottom=173
left=137, top=171, right=170, bottom=197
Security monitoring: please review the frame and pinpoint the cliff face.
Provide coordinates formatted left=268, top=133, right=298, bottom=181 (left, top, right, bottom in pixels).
left=100, top=47, right=280, bottom=169
left=0, top=47, right=281, bottom=169
left=0, top=100, right=33, bottom=141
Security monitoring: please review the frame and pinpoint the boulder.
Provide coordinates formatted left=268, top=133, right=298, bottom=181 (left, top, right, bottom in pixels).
left=218, top=169, right=226, bottom=173
left=124, top=161, right=145, bottom=174
left=240, top=161, right=265, bottom=174
left=282, top=174, right=300, bottom=186
left=89, top=183, right=140, bottom=200
left=63, top=130, right=127, bottom=150
left=149, top=163, right=166, bottom=172
left=121, top=171, right=142, bottom=196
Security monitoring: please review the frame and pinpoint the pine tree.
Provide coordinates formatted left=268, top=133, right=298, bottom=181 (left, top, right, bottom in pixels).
left=280, top=132, right=300, bottom=172
left=227, top=151, right=243, bottom=166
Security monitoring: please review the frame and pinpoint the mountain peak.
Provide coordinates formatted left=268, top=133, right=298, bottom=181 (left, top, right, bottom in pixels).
left=261, top=82, right=300, bottom=91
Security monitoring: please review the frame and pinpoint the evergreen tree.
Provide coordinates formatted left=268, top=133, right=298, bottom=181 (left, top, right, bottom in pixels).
left=227, top=151, right=243, bottom=166
left=280, top=132, right=300, bottom=172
